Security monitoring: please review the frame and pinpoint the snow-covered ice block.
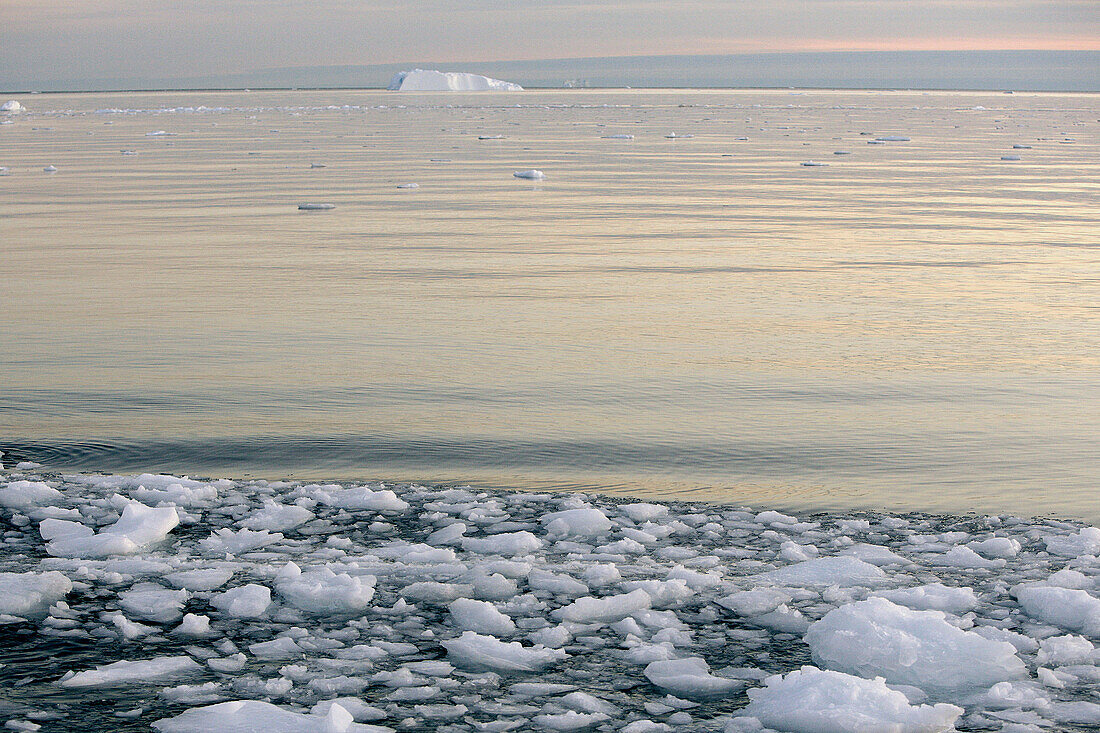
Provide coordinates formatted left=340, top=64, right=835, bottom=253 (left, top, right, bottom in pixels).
left=153, top=700, right=390, bottom=732
left=442, top=631, right=567, bottom=672
left=1014, top=584, right=1100, bottom=636
left=741, top=666, right=963, bottom=733
left=552, top=589, right=652, bottom=623
left=0, top=571, right=72, bottom=618
left=211, top=584, right=271, bottom=618
left=275, top=562, right=376, bottom=614
left=749, top=556, right=887, bottom=587
left=643, top=657, right=741, bottom=700
left=45, top=500, right=178, bottom=558
left=1, top=100, right=25, bottom=113
left=60, top=656, right=203, bottom=688
left=449, top=598, right=516, bottom=636
left=388, top=69, right=523, bottom=92
left=805, top=597, right=1026, bottom=693
left=0, top=480, right=63, bottom=509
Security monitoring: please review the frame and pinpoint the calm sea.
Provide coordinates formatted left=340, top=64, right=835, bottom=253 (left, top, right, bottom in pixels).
left=2, top=88, right=1097, bottom=520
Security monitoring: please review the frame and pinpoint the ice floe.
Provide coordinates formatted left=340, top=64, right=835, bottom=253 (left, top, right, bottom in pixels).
left=298, top=203, right=336, bottom=211
left=0, top=468, right=1096, bottom=729
left=513, top=169, right=547, bottom=180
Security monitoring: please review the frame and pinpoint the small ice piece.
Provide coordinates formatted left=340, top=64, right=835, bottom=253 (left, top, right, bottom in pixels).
left=119, top=583, right=190, bottom=624
left=1, top=100, right=25, bottom=113
left=396, top=183, right=419, bottom=189
left=552, top=589, right=652, bottom=623
left=967, top=537, right=1021, bottom=559
left=45, top=499, right=178, bottom=558
left=532, top=711, right=608, bottom=730
left=873, top=583, right=979, bottom=614
left=541, top=507, right=610, bottom=537
left=1001, top=155, right=1021, bottom=161
left=60, top=656, right=203, bottom=688
left=875, top=136, right=911, bottom=142
left=43, top=165, right=58, bottom=173
left=449, top=598, right=516, bottom=636
left=200, top=527, right=283, bottom=555
left=833, top=150, right=851, bottom=155
left=805, top=597, right=1026, bottom=693
left=749, top=556, right=886, bottom=587
left=248, top=637, right=303, bottom=660
left=741, top=666, right=963, bottom=733
left=643, top=657, right=740, bottom=700
left=146, top=131, right=174, bottom=136
left=1037, top=635, right=1096, bottom=666
left=211, top=584, right=271, bottom=619
left=665, top=133, right=693, bottom=139
left=312, top=486, right=409, bottom=512
left=174, top=613, right=214, bottom=637
left=0, top=571, right=72, bottom=618
left=461, top=531, right=543, bottom=555
left=275, top=562, right=376, bottom=614
left=152, top=700, right=384, bottom=732
left=513, top=169, right=546, bottom=180
left=310, top=163, right=326, bottom=168
left=389, top=69, right=523, bottom=91
left=442, top=631, right=567, bottom=672
left=240, top=501, right=313, bottom=532
left=1044, top=527, right=1100, bottom=558
left=717, top=588, right=792, bottom=617
left=1013, top=144, right=1032, bottom=149
left=800, top=161, right=828, bottom=167
left=1013, top=584, right=1100, bottom=636
left=620, top=503, right=668, bottom=522
left=0, top=480, right=63, bottom=509
left=165, top=567, right=235, bottom=591
left=298, top=203, right=336, bottom=211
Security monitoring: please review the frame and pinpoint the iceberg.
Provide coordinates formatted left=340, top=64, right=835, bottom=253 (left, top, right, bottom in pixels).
left=387, top=69, right=523, bottom=92
left=1, top=100, right=24, bottom=113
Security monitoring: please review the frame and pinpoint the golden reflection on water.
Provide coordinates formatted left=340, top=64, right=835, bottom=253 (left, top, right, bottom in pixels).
left=2, top=89, right=1098, bottom=520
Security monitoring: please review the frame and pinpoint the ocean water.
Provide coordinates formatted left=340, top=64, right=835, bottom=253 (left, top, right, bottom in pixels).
left=2, top=88, right=1098, bottom=521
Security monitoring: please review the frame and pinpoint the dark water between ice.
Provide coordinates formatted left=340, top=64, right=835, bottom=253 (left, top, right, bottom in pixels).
left=2, top=88, right=1098, bottom=521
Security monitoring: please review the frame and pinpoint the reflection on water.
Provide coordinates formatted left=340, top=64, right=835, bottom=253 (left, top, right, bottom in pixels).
left=1, top=88, right=1098, bottom=520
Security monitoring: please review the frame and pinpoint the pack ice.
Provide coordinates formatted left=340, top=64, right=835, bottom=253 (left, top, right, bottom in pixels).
left=0, top=467, right=1098, bottom=731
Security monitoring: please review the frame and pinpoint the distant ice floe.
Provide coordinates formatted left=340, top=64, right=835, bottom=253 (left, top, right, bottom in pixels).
left=43, top=165, right=58, bottom=173
left=800, top=161, right=828, bottom=167
left=602, top=134, right=634, bottom=140
left=298, top=203, right=335, bottom=211
left=875, top=135, right=911, bottom=142
left=1, top=100, right=25, bottom=113
left=387, top=69, right=523, bottom=92
left=396, top=183, right=419, bottom=189
left=513, top=169, right=546, bottom=180
left=0, top=467, right=1099, bottom=730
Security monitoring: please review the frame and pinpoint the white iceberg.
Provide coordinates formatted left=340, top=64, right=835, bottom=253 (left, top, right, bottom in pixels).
left=388, top=69, right=522, bottom=92
left=1, top=100, right=24, bottom=113
left=44, top=500, right=179, bottom=558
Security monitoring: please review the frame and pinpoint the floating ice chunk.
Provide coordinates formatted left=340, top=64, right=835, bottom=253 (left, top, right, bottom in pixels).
left=173, top=613, right=214, bottom=637
left=240, top=501, right=313, bottom=532
left=532, top=711, right=608, bottom=730
left=1044, top=527, right=1100, bottom=558
left=153, top=700, right=389, bottom=732
left=0, top=480, right=63, bottom=509
left=643, top=657, right=741, bottom=700
left=248, top=636, right=303, bottom=660
left=45, top=499, right=178, bottom=558
left=1013, top=584, right=1100, bottom=636
left=60, top=656, right=203, bottom=688
left=396, top=183, right=419, bottom=189
left=43, top=165, right=57, bottom=173
left=1, top=100, right=24, bottom=113
left=211, top=584, right=271, bottom=618
left=165, top=567, right=235, bottom=591
left=449, top=598, right=516, bottom=636
left=717, top=588, right=792, bottom=617
left=0, top=571, right=72, bottom=618
left=1037, top=635, right=1096, bottom=666
left=200, top=527, right=283, bottom=555
left=665, top=133, right=693, bottom=139
left=967, top=537, right=1021, bottom=559
left=750, top=556, right=887, bottom=587
left=313, top=486, right=409, bottom=512
left=602, top=134, right=634, bottom=139
left=806, top=597, right=1026, bottom=693
left=836, top=543, right=912, bottom=566
left=442, top=631, right=567, bottom=672
left=620, top=503, right=668, bottom=522
left=119, top=583, right=190, bottom=624
left=513, top=169, right=546, bottom=180
left=298, top=203, right=336, bottom=211
left=275, top=562, right=376, bottom=614
left=461, top=531, right=543, bottom=555
left=1001, top=155, right=1021, bottom=161
left=389, top=69, right=523, bottom=92
left=541, top=507, right=611, bottom=537
left=874, top=583, right=979, bottom=614
left=800, top=161, right=828, bottom=167
left=875, top=136, right=911, bottom=141
left=552, top=589, right=651, bottom=623
left=401, top=581, right=470, bottom=604
left=528, top=568, right=589, bottom=597
left=741, top=666, right=963, bottom=733
left=833, top=150, right=851, bottom=155
left=146, top=131, right=174, bottom=136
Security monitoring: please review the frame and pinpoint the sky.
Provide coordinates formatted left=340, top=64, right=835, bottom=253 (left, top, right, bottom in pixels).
left=2, top=0, right=1098, bottom=88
